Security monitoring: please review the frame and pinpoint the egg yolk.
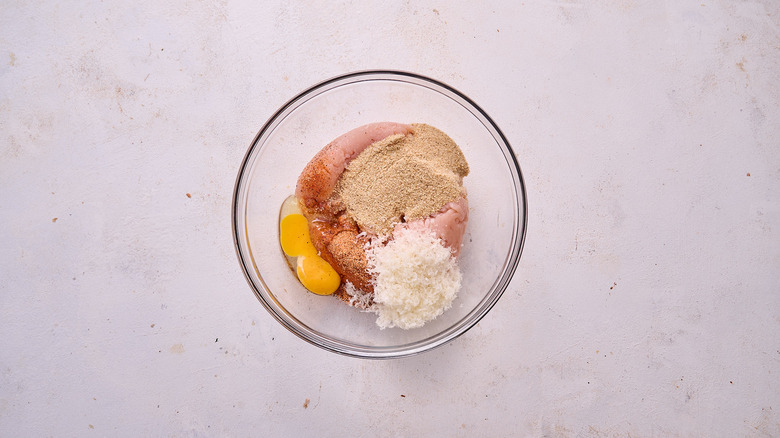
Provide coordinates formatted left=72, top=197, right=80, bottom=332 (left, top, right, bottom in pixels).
left=280, top=213, right=340, bottom=295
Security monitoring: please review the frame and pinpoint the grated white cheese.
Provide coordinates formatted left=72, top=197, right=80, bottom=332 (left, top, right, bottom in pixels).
left=366, top=227, right=461, bottom=330
left=343, top=280, right=374, bottom=310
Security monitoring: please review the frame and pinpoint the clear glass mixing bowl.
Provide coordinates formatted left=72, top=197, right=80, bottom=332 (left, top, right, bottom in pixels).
left=232, top=70, right=527, bottom=358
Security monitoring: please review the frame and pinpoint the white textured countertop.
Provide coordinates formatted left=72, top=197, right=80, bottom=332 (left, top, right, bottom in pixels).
left=1, top=1, right=779, bottom=436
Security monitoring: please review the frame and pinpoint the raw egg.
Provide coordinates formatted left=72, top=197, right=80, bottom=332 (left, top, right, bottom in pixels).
left=279, top=196, right=340, bottom=295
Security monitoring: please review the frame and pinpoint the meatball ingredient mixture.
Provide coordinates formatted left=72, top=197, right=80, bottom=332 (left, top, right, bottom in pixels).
left=286, top=122, right=470, bottom=329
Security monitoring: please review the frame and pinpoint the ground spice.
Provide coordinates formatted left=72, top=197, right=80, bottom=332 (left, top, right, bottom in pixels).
left=335, top=124, right=469, bottom=234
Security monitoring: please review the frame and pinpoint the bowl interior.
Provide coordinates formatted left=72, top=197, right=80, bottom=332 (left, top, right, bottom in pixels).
left=233, top=72, right=525, bottom=357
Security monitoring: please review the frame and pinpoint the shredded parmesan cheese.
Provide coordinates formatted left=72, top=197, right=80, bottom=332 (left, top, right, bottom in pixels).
left=366, top=227, right=461, bottom=329
left=344, top=280, right=374, bottom=310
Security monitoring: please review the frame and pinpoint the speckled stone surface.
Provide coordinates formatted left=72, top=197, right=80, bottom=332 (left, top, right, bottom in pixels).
left=1, top=1, right=779, bottom=436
